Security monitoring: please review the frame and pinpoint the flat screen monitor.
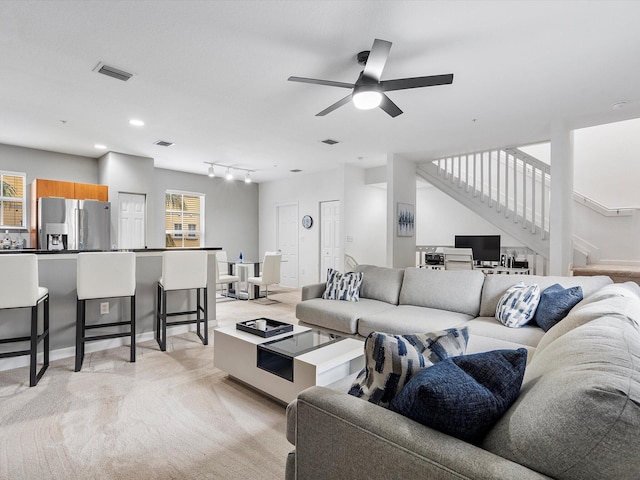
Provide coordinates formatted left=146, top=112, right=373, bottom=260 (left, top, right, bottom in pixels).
left=454, top=235, right=501, bottom=263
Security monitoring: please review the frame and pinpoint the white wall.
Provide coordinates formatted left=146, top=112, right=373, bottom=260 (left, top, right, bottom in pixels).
left=343, top=165, right=386, bottom=266
left=259, top=169, right=342, bottom=286
left=574, top=118, right=640, bottom=208
left=416, top=183, right=522, bottom=247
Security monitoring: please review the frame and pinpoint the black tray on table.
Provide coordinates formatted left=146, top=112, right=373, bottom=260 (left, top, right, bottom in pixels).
left=236, top=318, right=293, bottom=338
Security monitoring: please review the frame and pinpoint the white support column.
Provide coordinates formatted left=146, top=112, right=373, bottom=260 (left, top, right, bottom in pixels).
left=549, top=121, right=574, bottom=275
left=386, top=154, right=417, bottom=268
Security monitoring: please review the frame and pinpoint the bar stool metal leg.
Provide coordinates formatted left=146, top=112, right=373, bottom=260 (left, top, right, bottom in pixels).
left=130, top=295, right=136, bottom=362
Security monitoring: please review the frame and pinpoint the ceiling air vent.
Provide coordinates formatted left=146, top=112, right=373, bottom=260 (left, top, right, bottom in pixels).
left=154, top=140, right=175, bottom=147
left=321, top=139, right=339, bottom=145
left=93, top=62, right=133, bottom=82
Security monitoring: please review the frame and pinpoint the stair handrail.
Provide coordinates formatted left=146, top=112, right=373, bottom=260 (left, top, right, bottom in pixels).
left=573, top=191, right=637, bottom=217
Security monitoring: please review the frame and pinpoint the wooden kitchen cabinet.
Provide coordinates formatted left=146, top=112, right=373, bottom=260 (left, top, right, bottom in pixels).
left=73, top=182, right=108, bottom=201
left=33, top=179, right=75, bottom=198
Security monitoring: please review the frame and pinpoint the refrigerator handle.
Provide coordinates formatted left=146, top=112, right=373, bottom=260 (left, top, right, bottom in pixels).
left=76, top=207, right=83, bottom=250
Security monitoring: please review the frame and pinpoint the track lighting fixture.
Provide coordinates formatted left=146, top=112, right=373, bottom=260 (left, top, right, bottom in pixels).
left=203, top=162, right=255, bottom=182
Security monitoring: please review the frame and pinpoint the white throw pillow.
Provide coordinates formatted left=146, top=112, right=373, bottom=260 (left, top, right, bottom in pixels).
left=322, top=268, right=364, bottom=302
left=495, top=282, right=541, bottom=328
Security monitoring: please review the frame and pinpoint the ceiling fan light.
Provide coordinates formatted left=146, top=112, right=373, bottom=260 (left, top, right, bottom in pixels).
left=352, top=89, right=382, bottom=110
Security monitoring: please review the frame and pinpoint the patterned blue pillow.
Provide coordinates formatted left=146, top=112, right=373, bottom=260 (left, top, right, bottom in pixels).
left=348, top=328, right=469, bottom=408
left=390, top=348, right=527, bottom=444
left=322, top=268, right=364, bottom=301
left=495, top=282, right=541, bottom=327
left=533, top=283, right=583, bottom=332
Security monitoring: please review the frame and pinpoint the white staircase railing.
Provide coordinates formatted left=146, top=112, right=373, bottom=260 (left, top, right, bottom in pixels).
left=417, top=147, right=550, bottom=258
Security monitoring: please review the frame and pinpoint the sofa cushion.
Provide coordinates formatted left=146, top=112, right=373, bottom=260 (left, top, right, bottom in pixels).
left=482, top=314, right=640, bottom=480
left=322, top=268, right=363, bottom=301
left=399, top=268, right=485, bottom=316
left=479, top=274, right=612, bottom=317
left=390, top=348, right=527, bottom=444
left=495, top=283, right=541, bottom=328
left=295, top=298, right=395, bottom=335
left=532, top=283, right=583, bottom=332
left=357, top=305, right=472, bottom=338
left=353, top=264, right=405, bottom=305
left=348, top=327, right=469, bottom=408
left=466, top=316, right=545, bottom=348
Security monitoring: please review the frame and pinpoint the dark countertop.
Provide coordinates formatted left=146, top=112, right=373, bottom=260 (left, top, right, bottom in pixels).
left=0, top=247, right=222, bottom=254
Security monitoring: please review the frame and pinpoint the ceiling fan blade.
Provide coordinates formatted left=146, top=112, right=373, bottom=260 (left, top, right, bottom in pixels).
left=288, top=76, right=354, bottom=89
left=362, top=39, right=392, bottom=81
left=316, top=94, right=353, bottom=116
left=379, top=94, right=403, bottom=117
left=381, top=73, right=454, bottom=92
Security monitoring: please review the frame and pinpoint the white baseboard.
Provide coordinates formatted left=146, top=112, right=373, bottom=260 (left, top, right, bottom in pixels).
left=0, top=321, right=218, bottom=373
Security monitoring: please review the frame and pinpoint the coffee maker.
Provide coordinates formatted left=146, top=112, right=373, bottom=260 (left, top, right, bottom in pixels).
left=45, top=223, right=68, bottom=251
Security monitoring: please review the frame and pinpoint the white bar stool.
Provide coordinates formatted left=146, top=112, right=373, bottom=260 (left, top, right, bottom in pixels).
left=76, top=252, right=136, bottom=372
left=156, top=250, right=208, bottom=351
left=0, top=254, right=49, bottom=386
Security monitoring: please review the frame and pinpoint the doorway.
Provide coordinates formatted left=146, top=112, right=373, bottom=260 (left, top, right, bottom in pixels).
left=118, top=192, right=146, bottom=249
left=276, top=203, right=298, bottom=287
left=320, top=200, right=342, bottom=281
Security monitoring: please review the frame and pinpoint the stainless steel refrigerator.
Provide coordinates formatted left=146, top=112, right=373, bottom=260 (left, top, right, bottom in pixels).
left=38, top=197, right=111, bottom=250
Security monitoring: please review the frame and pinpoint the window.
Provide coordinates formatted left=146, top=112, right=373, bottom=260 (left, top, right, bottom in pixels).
left=165, top=190, right=204, bottom=248
left=0, top=171, right=26, bottom=229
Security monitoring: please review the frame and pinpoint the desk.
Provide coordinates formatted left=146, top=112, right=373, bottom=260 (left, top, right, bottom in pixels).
left=418, top=264, right=530, bottom=275
left=477, top=266, right=531, bottom=275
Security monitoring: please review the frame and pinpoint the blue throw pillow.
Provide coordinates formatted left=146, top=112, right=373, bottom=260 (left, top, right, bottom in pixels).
left=389, top=348, right=527, bottom=444
left=533, top=283, right=583, bottom=332
left=348, top=328, right=469, bottom=408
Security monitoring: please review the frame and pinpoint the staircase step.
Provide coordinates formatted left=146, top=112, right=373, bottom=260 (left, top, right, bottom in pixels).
left=572, top=264, right=640, bottom=284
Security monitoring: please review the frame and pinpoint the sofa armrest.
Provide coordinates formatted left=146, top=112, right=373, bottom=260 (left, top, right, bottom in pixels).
left=291, top=386, right=552, bottom=480
left=301, top=282, right=326, bottom=301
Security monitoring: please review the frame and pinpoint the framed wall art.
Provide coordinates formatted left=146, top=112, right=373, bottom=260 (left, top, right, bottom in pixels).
left=397, top=202, right=415, bottom=237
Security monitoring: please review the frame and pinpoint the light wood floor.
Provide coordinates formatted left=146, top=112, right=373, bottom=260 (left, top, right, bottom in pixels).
left=0, top=287, right=301, bottom=480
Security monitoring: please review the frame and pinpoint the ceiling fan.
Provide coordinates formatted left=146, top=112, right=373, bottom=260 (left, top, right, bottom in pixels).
left=288, top=38, right=454, bottom=118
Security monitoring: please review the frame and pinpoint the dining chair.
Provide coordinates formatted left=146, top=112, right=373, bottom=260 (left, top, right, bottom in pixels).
left=443, top=247, right=475, bottom=270
left=248, top=253, right=281, bottom=300
left=215, top=251, right=240, bottom=299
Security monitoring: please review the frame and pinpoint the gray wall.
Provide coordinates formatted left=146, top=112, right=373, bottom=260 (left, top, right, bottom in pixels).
left=153, top=168, right=259, bottom=259
left=0, top=143, right=259, bottom=257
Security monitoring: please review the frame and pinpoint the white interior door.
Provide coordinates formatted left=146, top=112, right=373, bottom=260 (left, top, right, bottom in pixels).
left=320, top=200, right=342, bottom=281
left=118, top=192, right=146, bottom=249
left=276, top=203, right=298, bottom=287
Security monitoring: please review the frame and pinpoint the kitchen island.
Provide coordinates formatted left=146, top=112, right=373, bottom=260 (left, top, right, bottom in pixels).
left=0, top=247, right=221, bottom=372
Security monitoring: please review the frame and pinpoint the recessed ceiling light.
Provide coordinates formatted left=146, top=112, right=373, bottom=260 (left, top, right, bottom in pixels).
left=129, top=119, right=144, bottom=126
left=94, top=144, right=107, bottom=150
left=612, top=101, right=628, bottom=110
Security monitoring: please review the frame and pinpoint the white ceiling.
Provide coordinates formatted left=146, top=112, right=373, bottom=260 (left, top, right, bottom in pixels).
left=1, top=0, right=639, bottom=183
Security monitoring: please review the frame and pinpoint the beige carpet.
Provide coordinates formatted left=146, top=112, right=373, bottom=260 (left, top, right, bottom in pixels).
left=0, top=288, right=301, bottom=480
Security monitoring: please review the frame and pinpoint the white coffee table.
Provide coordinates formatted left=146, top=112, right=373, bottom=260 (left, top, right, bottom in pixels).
left=214, top=323, right=364, bottom=404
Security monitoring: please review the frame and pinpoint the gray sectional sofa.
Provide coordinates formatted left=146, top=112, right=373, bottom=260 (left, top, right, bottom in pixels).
left=287, top=266, right=640, bottom=480
left=295, top=264, right=611, bottom=356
